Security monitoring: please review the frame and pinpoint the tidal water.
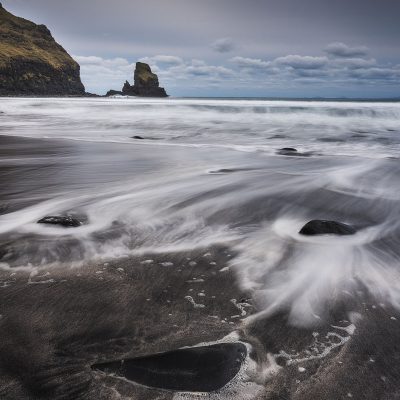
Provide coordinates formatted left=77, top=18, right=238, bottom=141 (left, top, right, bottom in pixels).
left=1, top=98, right=400, bottom=399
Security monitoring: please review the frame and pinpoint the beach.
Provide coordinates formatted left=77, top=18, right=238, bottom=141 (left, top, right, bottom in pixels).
left=1, top=98, right=400, bottom=399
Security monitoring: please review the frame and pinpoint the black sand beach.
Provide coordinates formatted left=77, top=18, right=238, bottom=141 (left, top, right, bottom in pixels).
left=1, top=98, right=400, bottom=399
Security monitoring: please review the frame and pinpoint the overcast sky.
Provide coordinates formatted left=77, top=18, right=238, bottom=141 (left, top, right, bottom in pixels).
left=4, top=0, right=400, bottom=97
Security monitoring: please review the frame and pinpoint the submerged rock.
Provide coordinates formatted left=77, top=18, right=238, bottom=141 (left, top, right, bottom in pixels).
left=92, top=342, right=246, bottom=392
left=131, top=135, right=144, bottom=140
left=209, top=168, right=235, bottom=174
left=118, top=62, right=168, bottom=97
left=37, top=216, right=83, bottom=228
left=299, top=220, right=356, bottom=236
left=277, top=147, right=298, bottom=155
left=317, top=137, right=345, bottom=143
left=0, top=4, right=85, bottom=96
left=277, top=147, right=313, bottom=157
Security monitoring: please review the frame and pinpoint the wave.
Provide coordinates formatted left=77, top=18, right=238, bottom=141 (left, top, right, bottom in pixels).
left=1, top=98, right=400, bottom=328
left=0, top=97, right=399, bottom=159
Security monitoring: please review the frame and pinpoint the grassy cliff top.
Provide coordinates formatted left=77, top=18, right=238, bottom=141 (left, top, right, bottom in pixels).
left=0, top=4, right=78, bottom=70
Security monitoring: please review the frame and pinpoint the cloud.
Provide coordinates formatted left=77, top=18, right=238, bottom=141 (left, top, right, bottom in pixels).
left=211, top=37, right=235, bottom=53
left=74, top=55, right=131, bottom=67
left=73, top=55, right=135, bottom=93
left=159, top=59, right=234, bottom=83
left=139, top=55, right=184, bottom=66
left=185, top=64, right=234, bottom=77
left=294, top=69, right=329, bottom=78
left=74, top=45, right=400, bottom=96
left=325, top=42, right=369, bottom=58
left=227, top=47, right=400, bottom=91
left=348, top=67, right=400, bottom=80
left=231, top=55, right=327, bottom=71
left=230, top=56, right=271, bottom=69
left=273, top=55, right=328, bottom=69
left=137, top=56, right=233, bottom=81
left=332, top=57, right=376, bottom=69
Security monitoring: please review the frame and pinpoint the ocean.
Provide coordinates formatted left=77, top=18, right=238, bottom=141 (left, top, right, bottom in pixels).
left=0, top=97, right=400, bottom=399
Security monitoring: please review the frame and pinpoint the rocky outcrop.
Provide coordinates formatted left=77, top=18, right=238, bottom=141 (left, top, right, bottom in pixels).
left=37, top=215, right=83, bottom=228
left=0, top=4, right=85, bottom=96
left=107, top=62, right=168, bottom=97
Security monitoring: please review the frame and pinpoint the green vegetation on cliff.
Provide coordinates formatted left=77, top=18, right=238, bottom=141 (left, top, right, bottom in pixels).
left=0, top=3, right=85, bottom=95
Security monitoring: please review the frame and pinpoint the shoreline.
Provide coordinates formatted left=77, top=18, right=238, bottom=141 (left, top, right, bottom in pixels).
left=1, top=95, right=400, bottom=102
left=2, top=242, right=400, bottom=399
left=1, top=102, right=400, bottom=399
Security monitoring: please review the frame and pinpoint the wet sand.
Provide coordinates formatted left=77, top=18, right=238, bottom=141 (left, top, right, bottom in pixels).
left=0, top=246, right=252, bottom=399
left=0, top=133, right=400, bottom=399
left=1, top=245, right=400, bottom=399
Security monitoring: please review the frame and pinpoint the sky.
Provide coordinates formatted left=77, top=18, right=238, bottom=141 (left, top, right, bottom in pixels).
left=3, top=0, right=400, bottom=97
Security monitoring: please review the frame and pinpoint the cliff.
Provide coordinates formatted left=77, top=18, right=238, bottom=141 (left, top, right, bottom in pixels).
left=107, top=62, right=168, bottom=97
left=0, top=3, right=85, bottom=96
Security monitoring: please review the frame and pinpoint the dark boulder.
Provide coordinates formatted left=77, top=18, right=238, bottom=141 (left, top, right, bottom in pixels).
left=299, top=220, right=356, bottom=236
left=131, top=135, right=144, bottom=140
left=92, top=342, right=246, bottom=392
left=277, top=147, right=298, bottom=155
left=37, top=216, right=83, bottom=228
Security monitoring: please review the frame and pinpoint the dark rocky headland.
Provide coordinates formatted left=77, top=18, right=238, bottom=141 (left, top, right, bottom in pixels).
left=0, top=3, right=85, bottom=96
left=106, top=62, right=168, bottom=97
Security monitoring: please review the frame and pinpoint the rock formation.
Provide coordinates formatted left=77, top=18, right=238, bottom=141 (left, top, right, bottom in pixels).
left=0, top=4, right=85, bottom=96
left=107, top=62, right=168, bottom=97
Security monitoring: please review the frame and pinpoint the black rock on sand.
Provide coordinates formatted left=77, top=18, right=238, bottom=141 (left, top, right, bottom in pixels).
left=93, top=342, right=247, bottom=392
left=278, top=147, right=298, bottom=154
left=299, top=219, right=356, bottom=236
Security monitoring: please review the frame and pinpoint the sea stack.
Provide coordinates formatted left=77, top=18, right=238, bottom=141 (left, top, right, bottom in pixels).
left=0, top=4, right=85, bottom=96
left=107, top=62, right=168, bottom=97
